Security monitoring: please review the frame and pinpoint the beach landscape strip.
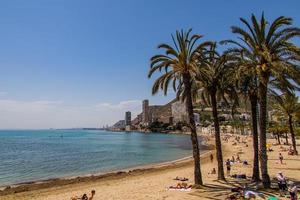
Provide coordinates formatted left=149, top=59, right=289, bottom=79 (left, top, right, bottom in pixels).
left=1, top=137, right=300, bottom=200
left=0, top=1, right=300, bottom=200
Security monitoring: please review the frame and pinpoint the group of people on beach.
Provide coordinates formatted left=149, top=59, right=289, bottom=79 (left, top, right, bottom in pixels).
left=275, top=143, right=299, bottom=199
left=277, top=171, right=298, bottom=199
left=279, top=145, right=297, bottom=156
left=168, top=177, right=192, bottom=190
left=222, top=134, right=299, bottom=199
left=225, top=155, right=248, bottom=176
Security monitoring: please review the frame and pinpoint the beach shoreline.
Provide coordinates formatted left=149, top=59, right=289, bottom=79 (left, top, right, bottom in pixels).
left=0, top=137, right=300, bottom=200
left=0, top=130, right=203, bottom=190
left=2, top=136, right=299, bottom=200
left=0, top=142, right=213, bottom=196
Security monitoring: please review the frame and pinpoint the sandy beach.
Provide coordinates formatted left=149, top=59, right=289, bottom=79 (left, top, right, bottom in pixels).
left=1, top=136, right=299, bottom=200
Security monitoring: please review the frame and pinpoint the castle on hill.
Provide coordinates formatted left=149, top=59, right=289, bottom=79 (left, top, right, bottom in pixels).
left=110, top=99, right=201, bottom=131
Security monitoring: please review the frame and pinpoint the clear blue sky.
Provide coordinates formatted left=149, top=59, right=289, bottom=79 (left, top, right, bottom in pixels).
left=0, top=0, right=299, bottom=129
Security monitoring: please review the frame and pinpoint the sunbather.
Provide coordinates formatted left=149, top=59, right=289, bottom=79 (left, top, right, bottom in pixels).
left=168, top=182, right=192, bottom=190
left=226, top=187, right=243, bottom=200
left=288, top=146, right=295, bottom=155
left=70, top=190, right=95, bottom=200
left=243, top=160, right=249, bottom=165
left=174, top=176, right=188, bottom=181
left=231, top=173, right=247, bottom=179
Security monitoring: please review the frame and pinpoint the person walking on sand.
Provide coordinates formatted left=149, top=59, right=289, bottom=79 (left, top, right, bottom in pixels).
left=279, top=153, right=284, bottom=164
left=231, top=156, right=235, bottom=163
left=210, top=153, right=214, bottom=163
left=288, top=181, right=297, bottom=200
left=226, top=159, right=231, bottom=175
left=277, top=172, right=287, bottom=196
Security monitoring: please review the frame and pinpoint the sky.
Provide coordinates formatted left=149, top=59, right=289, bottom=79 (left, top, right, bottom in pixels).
left=0, top=0, right=299, bottom=129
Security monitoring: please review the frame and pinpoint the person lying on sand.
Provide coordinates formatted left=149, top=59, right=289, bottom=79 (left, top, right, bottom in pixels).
left=244, top=190, right=263, bottom=199
left=168, top=182, right=192, bottom=190
left=243, top=160, right=249, bottom=165
left=174, top=176, right=188, bottom=181
left=70, top=190, right=95, bottom=200
left=231, top=173, right=247, bottom=179
left=226, top=187, right=243, bottom=200
left=288, top=146, right=295, bottom=155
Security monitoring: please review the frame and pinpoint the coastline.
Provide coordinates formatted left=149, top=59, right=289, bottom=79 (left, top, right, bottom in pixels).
left=3, top=137, right=299, bottom=200
left=0, top=143, right=213, bottom=196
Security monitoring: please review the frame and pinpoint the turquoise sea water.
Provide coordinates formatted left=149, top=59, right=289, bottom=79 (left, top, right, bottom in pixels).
left=0, top=130, right=196, bottom=186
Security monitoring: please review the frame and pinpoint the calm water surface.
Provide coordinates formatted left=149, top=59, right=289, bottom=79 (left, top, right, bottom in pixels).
left=0, top=130, right=195, bottom=186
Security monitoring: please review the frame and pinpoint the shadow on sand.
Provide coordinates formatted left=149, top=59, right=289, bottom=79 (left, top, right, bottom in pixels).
left=188, top=179, right=281, bottom=200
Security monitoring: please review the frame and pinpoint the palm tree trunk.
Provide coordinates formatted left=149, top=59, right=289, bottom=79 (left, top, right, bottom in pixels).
left=288, top=115, right=298, bottom=155
left=277, top=134, right=281, bottom=145
left=285, top=132, right=289, bottom=145
left=258, top=77, right=271, bottom=188
left=250, top=94, right=260, bottom=182
left=183, top=73, right=203, bottom=185
left=211, top=89, right=225, bottom=180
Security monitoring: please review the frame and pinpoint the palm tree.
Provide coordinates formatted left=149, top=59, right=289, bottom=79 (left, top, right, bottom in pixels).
left=240, top=78, right=260, bottom=182
left=148, top=29, right=211, bottom=185
left=222, top=13, right=300, bottom=188
left=195, top=43, right=237, bottom=181
left=222, top=49, right=260, bottom=182
left=272, top=92, right=300, bottom=155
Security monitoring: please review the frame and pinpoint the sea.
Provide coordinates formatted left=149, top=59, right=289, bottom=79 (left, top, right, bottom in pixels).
left=0, top=129, right=198, bottom=187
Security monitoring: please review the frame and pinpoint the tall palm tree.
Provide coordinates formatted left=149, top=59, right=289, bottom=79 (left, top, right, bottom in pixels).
left=222, top=49, right=260, bottom=182
left=222, top=13, right=300, bottom=188
left=148, top=29, right=211, bottom=185
left=238, top=75, right=260, bottom=182
left=272, top=92, right=300, bottom=155
left=195, top=43, right=237, bottom=181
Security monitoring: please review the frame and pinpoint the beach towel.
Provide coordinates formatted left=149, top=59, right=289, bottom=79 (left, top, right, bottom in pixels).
left=245, top=190, right=261, bottom=198
left=267, top=196, right=278, bottom=200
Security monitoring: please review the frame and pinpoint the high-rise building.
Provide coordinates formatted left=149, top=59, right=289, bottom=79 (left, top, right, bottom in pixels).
left=125, top=111, right=131, bottom=126
left=142, top=99, right=149, bottom=124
